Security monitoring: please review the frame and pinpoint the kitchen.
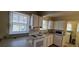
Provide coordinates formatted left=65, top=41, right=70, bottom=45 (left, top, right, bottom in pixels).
left=0, top=11, right=79, bottom=47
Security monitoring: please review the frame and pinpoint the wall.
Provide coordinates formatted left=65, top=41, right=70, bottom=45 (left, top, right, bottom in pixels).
left=58, top=15, right=78, bottom=34
left=57, top=14, right=79, bottom=46
left=0, top=11, right=9, bottom=38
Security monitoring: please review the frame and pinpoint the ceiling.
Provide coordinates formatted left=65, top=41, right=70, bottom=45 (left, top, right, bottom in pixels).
left=37, top=11, right=79, bottom=17
left=20, top=11, right=79, bottom=17
left=36, top=11, right=60, bottom=16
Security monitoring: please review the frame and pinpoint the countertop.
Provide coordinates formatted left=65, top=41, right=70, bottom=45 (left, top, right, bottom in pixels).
left=0, top=36, right=34, bottom=47
left=0, top=33, right=53, bottom=47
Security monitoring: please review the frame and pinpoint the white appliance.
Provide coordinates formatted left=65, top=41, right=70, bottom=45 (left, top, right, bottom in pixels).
left=30, top=34, right=45, bottom=47
left=53, top=31, right=63, bottom=47
left=33, top=38, right=45, bottom=47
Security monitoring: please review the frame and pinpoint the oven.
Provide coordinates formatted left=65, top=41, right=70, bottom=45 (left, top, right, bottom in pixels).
left=31, top=35, right=45, bottom=47
left=33, top=37, right=45, bottom=47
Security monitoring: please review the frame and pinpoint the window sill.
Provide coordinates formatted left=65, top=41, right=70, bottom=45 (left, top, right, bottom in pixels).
left=5, top=33, right=29, bottom=39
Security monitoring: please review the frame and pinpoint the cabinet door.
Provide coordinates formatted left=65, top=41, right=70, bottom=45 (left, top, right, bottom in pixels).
left=47, top=35, right=51, bottom=46
left=50, top=34, right=53, bottom=45
left=33, top=14, right=39, bottom=27
left=43, top=37, right=48, bottom=47
left=38, top=16, right=43, bottom=28
left=62, top=32, right=71, bottom=47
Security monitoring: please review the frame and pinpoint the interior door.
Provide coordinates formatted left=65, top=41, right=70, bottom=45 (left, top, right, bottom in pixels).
left=76, top=23, right=79, bottom=46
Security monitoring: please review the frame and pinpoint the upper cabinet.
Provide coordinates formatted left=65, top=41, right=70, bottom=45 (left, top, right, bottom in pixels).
left=30, top=14, right=43, bottom=29
left=54, top=21, right=65, bottom=30
left=33, top=14, right=39, bottom=27
left=38, top=16, right=43, bottom=28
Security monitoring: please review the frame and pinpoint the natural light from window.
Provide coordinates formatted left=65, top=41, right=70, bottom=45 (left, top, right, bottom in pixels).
left=77, top=23, right=79, bottom=32
left=9, top=12, right=30, bottom=34
left=67, top=22, right=72, bottom=31
left=40, top=20, right=48, bottom=30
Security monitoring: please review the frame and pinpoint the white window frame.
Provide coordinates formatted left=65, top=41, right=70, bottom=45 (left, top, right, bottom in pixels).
left=9, top=12, right=30, bottom=34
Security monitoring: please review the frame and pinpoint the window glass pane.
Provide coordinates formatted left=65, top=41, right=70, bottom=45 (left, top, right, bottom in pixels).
left=48, top=21, right=53, bottom=29
left=67, top=22, right=72, bottom=31
left=12, top=24, right=19, bottom=31
left=23, top=16, right=28, bottom=23
left=43, top=20, right=48, bottom=29
left=19, top=15, right=24, bottom=23
left=19, top=25, right=26, bottom=31
left=40, top=20, right=48, bottom=30
left=13, top=13, right=19, bottom=22
left=77, top=24, right=79, bottom=32
left=19, top=15, right=28, bottom=24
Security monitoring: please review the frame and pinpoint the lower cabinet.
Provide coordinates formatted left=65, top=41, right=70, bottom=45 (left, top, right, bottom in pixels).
left=62, top=32, right=71, bottom=47
left=47, top=35, right=51, bottom=46
left=50, top=34, right=53, bottom=45
left=43, top=37, right=48, bottom=47
left=47, top=34, right=53, bottom=46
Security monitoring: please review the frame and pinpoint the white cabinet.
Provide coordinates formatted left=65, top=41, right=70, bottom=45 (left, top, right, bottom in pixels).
left=47, top=35, right=51, bottom=46
left=47, top=34, right=53, bottom=46
left=54, top=21, right=65, bottom=30
left=33, top=14, right=39, bottom=27
left=50, top=34, right=53, bottom=45
left=38, top=16, right=43, bottom=28
left=62, top=32, right=71, bottom=47
left=43, top=37, right=48, bottom=47
left=31, top=14, right=43, bottom=28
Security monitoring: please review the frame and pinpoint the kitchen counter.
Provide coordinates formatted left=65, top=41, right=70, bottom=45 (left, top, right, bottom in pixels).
left=0, top=32, right=54, bottom=47
left=0, top=35, right=47, bottom=47
left=0, top=36, right=34, bottom=47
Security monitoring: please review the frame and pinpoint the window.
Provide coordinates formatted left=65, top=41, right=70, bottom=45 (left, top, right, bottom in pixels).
left=40, top=20, right=48, bottom=30
left=9, top=12, right=30, bottom=34
left=67, top=22, right=72, bottom=31
left=48, top=20, right=53, bottom=29
left=77, top=23, right=79, bottom=32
